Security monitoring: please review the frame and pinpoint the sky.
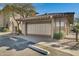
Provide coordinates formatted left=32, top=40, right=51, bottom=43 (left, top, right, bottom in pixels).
left=32, top=3, right=79, bottom=17
left=0, top=3, right=79, bottom=17
left=0, top=4, right=5, bottom=10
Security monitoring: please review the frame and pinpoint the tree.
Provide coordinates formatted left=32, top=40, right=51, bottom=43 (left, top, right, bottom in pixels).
left=1, top=3, right=36, bottom=34
left=72, top=23, right=79, bottom=42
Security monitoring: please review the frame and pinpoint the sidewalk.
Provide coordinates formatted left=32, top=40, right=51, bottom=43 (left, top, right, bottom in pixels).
left=0, top=32, right=12, bottom=36
left=37, top=42, right=79, bottom=56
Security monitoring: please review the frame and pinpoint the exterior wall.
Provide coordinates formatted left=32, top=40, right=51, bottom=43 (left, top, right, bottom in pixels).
left=21, top=17, right=70, bottom=36
left=0, top=13, right=11, bottom=28
left=51, top=17, right=69, bottom=38
left=65, top=20, right=70, bottom=35
left=9, top=13, right=74, bottom=37
left=21, top=22, right=27, bottom=35
left=54, top=17, right=68, bottom=33
left=0, top=14, right=5, bottom=27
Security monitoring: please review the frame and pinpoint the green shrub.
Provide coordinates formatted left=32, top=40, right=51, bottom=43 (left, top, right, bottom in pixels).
left=53, top=32, right=64, bottom=40
left=0, top=27, right=4, bottom=32
left=0, top=27, right=9, bottom=32
left=17, top=29, right=22, bottom=35
left=3, top=28, right=9, bottom=32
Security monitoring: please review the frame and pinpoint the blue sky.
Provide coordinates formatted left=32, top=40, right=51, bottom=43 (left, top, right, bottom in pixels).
left=0, top=3, right=79, bottom=17
left=0, top=4, right=5, bottom=10
left=32, top=3, right=79, bottom=17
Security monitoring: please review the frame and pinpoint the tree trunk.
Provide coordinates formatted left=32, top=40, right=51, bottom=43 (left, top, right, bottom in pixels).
left=76, top=32, right=78, bottom=42
left=16, top=22, right=20, bottom=34
left=12, top=12, right=20, bottom=34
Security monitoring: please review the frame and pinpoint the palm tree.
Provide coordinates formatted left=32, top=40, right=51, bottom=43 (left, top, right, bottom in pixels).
left=1, top=3, right=36, bottom=34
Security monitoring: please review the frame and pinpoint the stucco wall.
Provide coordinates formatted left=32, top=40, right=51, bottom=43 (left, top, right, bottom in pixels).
left=22, top=17, right=69, bottom=36
left=0, top=14, right=4, bottom=27
left=21, top=22, right=27, bottom=35
left=54, top=17, right=67, bottom=33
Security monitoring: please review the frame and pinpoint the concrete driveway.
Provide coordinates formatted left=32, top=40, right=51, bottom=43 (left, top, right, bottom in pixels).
left=0, top=33, right=44, bottom=56
left=15, top=35, right=53, bottom=43
left=0, top=33, right=75, bottom=56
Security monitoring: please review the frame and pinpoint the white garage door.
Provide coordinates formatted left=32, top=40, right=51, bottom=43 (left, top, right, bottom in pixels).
left=27, top=23, right=51, bottom=35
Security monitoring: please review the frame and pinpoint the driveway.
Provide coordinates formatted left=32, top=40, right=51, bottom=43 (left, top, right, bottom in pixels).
left=0, top=32, right=53, bottom=51
left=15, top=35, right=53, bottom=43
left=0, top=33, right=75, bottom=56
left=0, top=33, right=44, bottom=55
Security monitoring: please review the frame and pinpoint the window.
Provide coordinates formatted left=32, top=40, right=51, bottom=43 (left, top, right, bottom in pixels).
left=56, top=21, right=59, bottom=27
left=61, top=21, right=64, bottom=27
left=56, top=19, right=65, bottom=27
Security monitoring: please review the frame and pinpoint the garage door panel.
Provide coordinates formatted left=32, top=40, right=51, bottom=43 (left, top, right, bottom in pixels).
left=27, top=23, right=51, bottom=35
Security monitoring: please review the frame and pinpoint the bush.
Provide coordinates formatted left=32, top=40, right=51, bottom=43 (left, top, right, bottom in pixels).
left=71, top=26, right=78, bottom=33
left=0, top=27, right=9, bottom=32
left=17, top=29, right=22, bottom=35
left=3, top=28, right=9, bottom=32
left=53, top=32, right=64, bottom=40
left=0, top=27, right=4, bottom=32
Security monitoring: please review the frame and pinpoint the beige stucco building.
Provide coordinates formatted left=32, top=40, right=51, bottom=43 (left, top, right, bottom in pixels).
left=10, top=12, right=74, bottom=38
left=0, top=13, right=9, bottom=28
left=0, top=14, right=5, bottom=27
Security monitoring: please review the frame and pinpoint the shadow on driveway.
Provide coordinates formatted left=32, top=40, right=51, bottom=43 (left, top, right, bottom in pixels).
left=0, top=37, right=35, bottom=51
